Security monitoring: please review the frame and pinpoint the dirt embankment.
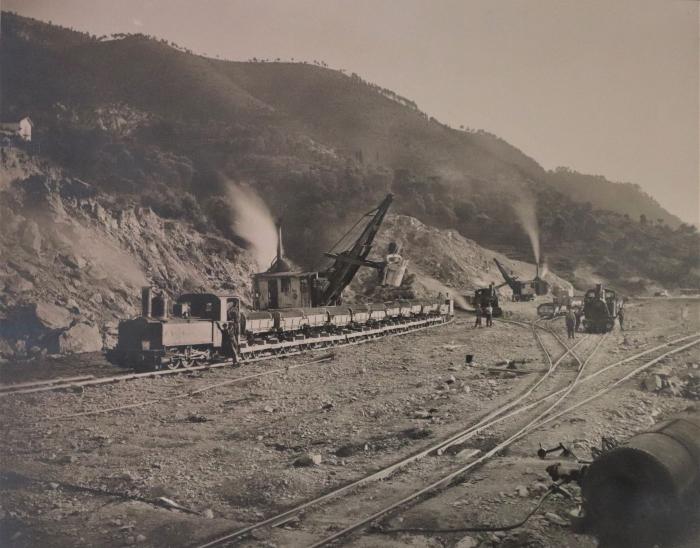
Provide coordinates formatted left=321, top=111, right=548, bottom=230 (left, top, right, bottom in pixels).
left=351, top=214, right=573, bottom=303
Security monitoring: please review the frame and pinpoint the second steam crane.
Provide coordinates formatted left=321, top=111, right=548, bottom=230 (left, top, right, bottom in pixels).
left=493, top=258, right=549, bottom=302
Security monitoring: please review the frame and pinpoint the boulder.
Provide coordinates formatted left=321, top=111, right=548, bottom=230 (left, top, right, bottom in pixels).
left=294, top=453, right=322, bottom=467
left=32, top=302, right=72, bottom=330
left=56, top=323, right=103, bottom=353
left=455, top=536, right=478, bottom=548
left=2, top=302, right=71, bottom=339
left=641, top=374, right=663, bottom=392
left=61, top=253, right=87, bottom=270
left=20, top=219, right=42, bottom=254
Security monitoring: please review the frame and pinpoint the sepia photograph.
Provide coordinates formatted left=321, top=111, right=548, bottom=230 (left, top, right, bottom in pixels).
left=0, top=1, right=698, bottom=547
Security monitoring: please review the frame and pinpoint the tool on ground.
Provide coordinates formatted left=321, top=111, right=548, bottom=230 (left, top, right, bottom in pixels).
left=537, top=442, right=574, bottom=459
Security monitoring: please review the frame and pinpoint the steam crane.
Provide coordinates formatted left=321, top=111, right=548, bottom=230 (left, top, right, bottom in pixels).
left=252, top=193, right=404, bottom=310
left=318, top=193, right=396, bottom=305
left=493, top=258, right=535, bottom=302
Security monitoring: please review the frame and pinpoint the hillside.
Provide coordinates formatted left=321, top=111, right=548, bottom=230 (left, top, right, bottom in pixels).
left=1, top=11, right=698, bottom=309
left=545, top=167, right=682, bottom=227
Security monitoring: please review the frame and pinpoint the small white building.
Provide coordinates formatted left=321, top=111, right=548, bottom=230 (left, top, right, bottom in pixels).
left=0, top=116, right=33, bottom=142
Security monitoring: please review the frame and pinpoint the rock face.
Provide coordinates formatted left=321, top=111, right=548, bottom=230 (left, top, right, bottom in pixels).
left=0, top=150, right=258, bottom=360
left=54, top=323, right=103, bottom=354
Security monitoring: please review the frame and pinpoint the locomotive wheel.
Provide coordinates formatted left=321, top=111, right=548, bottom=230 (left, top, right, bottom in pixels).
left=181, top=357, right=194, bottom=368
left=165, top=358, right=181, bottom=370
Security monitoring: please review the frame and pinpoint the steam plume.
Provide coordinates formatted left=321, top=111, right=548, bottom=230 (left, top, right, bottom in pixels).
left=421, top=276, right=469, bottom=310
left=227, top=183, right=277, bottom=271
left=513, top=195, right=540, bottom=266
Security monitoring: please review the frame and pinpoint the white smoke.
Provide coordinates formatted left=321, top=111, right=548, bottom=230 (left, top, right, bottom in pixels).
left=227, top=183, right=277, bottom=271
left=419, top=276, right=470, bottom=310
left=512, top=195, right=540, bottom=266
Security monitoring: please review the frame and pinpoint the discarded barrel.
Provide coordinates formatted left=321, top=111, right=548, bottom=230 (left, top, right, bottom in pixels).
left=582, top=408, right=700, bottom=545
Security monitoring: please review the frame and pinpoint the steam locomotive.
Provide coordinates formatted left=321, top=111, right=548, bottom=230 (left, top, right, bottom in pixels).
left=582, top=284, right=623, bottom=333
left=112, top=291, right=452, bottom=370
left=472, top=284, right=503, bottom=317
left=111, top=194, right=454, bottom=371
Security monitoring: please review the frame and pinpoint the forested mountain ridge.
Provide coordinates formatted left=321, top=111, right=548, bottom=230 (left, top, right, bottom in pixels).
left=2, top=11, right=698, bottom=293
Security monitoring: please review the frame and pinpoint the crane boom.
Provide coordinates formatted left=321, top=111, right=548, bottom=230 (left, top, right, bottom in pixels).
left=494, top=258, right=518, bottom=289
left=318, top=194, right=393, bottom=305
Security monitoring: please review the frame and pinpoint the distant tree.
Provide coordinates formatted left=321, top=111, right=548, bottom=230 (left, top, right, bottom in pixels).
left=640, top=214, right=647, bottom=225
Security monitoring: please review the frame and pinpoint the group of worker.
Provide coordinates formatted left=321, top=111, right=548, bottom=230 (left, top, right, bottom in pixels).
left=473, top=304, right=494, bottom=328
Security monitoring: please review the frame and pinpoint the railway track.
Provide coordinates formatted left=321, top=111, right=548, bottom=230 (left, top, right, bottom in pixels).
left=193, top=320, right=593, bottom=547
left=306, top=332, right=700, bottom=548
left=0, top=316, right=451, bottom=398
left=194, top=327, right=700, bottom=548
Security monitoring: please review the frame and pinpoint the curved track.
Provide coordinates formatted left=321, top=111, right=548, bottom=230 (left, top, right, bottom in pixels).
left=194, top=319, right=598, bottom=548
left=306, top=331, right=700, bottom=548
left=194, top=324, right=700, bottom=548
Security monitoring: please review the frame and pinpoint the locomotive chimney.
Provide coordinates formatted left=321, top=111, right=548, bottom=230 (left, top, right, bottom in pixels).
left=276, top=220, right=284, bottom=263
left=141, top=287, right=152, bottom=317
left=161, top=293, right=169, bottom=319
left=266, top=220, right=293, bottom=273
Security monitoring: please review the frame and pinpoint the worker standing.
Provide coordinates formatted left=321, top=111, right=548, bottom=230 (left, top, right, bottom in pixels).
left=618, top=307, right=625, bottom=331
left=474, top=306, right=483, bottom=328
left=565, top=308, right=576, bottom=339
left=485, top=304, right=493, bottom=327
left=574, top=308, right=582, bottom=332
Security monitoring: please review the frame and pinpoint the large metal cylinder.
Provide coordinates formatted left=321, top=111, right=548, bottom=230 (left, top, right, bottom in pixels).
left=583, top=409, right=700, bottom=544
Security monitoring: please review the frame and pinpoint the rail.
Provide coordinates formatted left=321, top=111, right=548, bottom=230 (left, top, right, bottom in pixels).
left=195, top=328, right=700, bottom=548
left=0, top=315, right=452, bottom=398
left=194, top=320, right=587, bottom=547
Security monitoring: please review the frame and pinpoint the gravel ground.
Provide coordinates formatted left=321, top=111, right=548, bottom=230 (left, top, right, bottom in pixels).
left=1, top=298, right=698, bottom=548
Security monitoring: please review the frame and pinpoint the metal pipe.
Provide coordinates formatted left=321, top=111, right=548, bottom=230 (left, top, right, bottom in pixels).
left=582, top=408, right=700, bottom=544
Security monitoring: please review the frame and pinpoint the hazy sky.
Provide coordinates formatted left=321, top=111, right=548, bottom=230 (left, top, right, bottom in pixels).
left=6, top=0, right=699, bottom=224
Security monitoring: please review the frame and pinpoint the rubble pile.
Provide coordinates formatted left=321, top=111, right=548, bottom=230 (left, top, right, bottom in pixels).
left=640, top=363, right=700, bottom=400
left=351, top=214, right=573, bottom=301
